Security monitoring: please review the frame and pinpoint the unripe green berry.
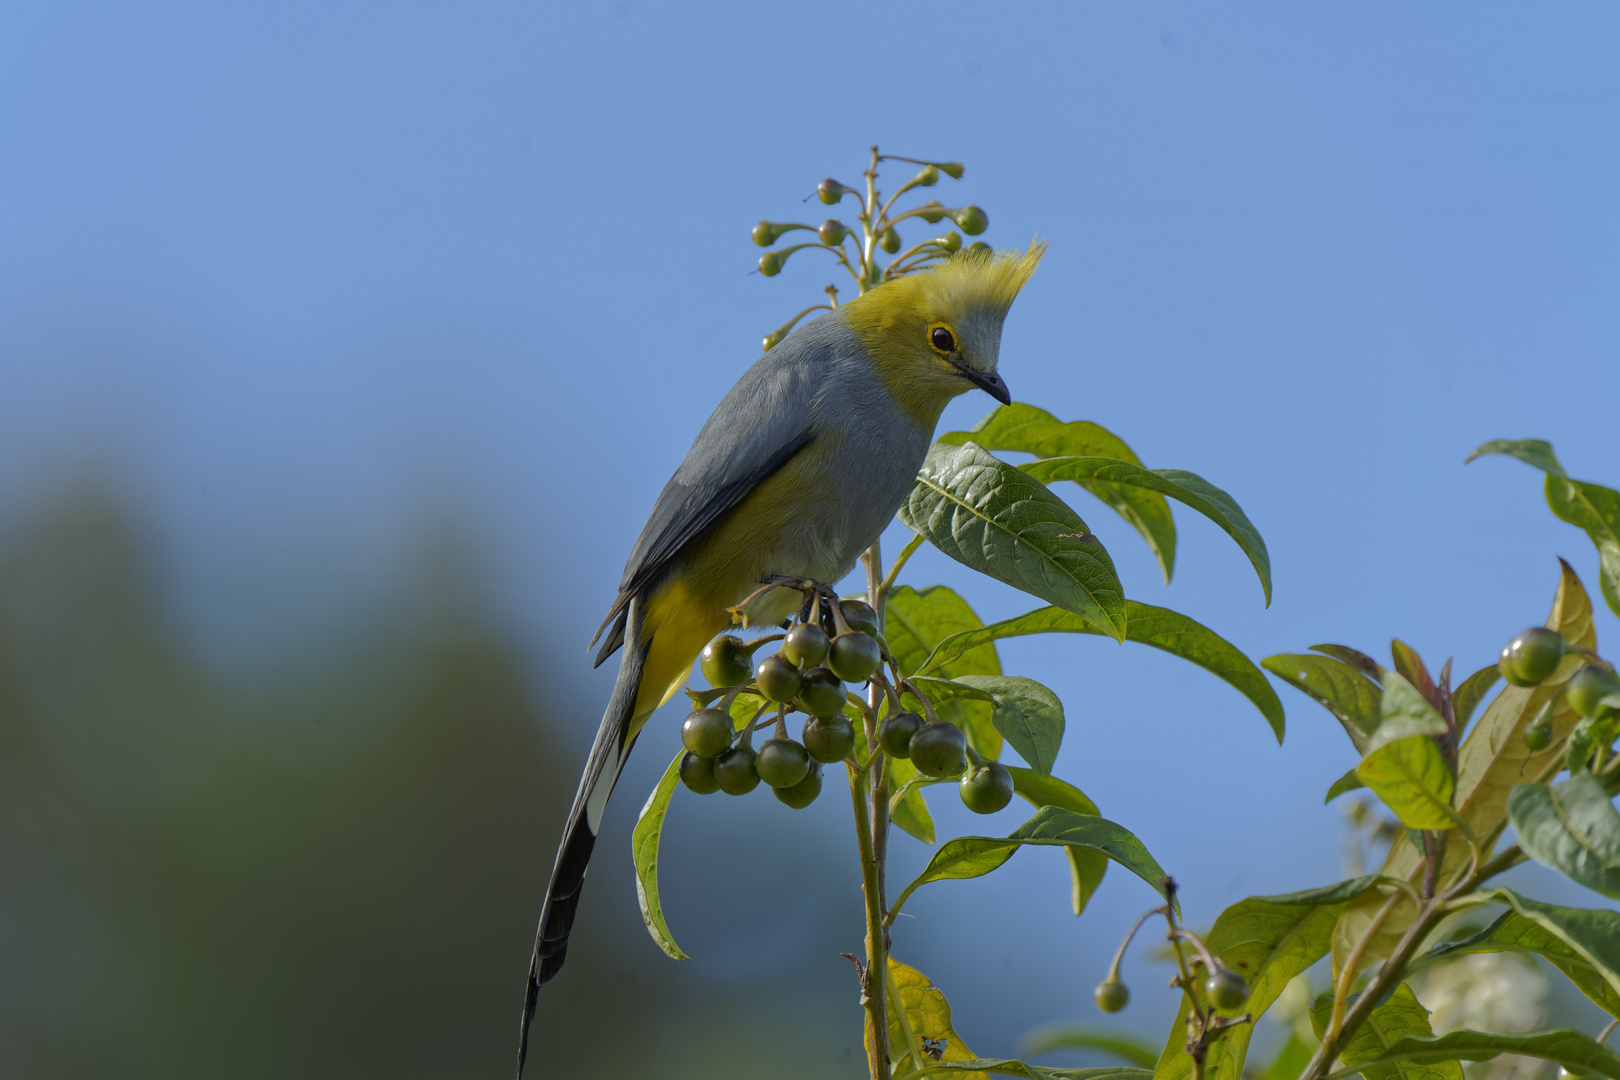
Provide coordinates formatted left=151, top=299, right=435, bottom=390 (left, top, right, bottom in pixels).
left=952, top=205, right=988, bottom=235
left=756, top=654, right=803, bottom=702
left=877, top=711, right=922, bottom=758
left=758, top=252, right=782, bottom=277
left=838, top=599, right=879, bottom=636
left=751, top=221, right=778, bottom=247
left=783, top=623, right=830, bottom=668
left=756, top=738, right=812, bottom=789
left=679, top=751, right=720, bottom=794
left=681, top=708, right=732, bottom=758
left=828, top=632, right=882, bottom=683
left=818, top=219, right=848, bottom=246
left=803, top=713, right=856, bottom=763
left=879, top=228, right=900, bottom=254
left=1566, top=665, right=1620, bottom=719
left=1205, top=970, right=1249, bottom=1010
left=1094, top=978, right=1129, bottom=1013
left=959, top=762, right=1014, bottom=814
left=701, top=635, right=752, bottom=688
left=774, top=760, right=822, bottom=808
left=909, top=721, right=966, bottom=778
left=1523, top=716, right=1553, bottom=752
left=965, top=241, right=991, bottom=255
left=817, top=178, right=848, bottom=205
left=1500, top=627, right=1566, bottom=687
left=714, top=746, right=760, bottom=795
left=796, top=666, right=846, bottom=719
left=934, top=230, right=962, bottom=253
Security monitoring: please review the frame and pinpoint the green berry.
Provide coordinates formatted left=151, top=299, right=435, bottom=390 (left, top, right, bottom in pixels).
left=959, top=762, right=1014, bottom=814
left=803, top=713, right=855, bottom=763
left=1566, top=665, right=1620, bottom=719
left=952, top=205, right=988, bottom=235
left=1500, top=627, right=1566, bottom=687
left=1205, top=970, right=1249, bottom=1010
left=1523, top=715, right=1553, bottom=751
left=679, top=751, right=720, bottom=795
left=701, top=635, right=752, bottom=688
left=878, top=712, right=922, bottom=758
left=714, top=747, right=760, bottom=795
left=828, top=632, right=882, bottom=682
left=774, top=760, right=822, bottom=808
left=1094, top=978, right=1129, bottom=1013
left=965, top=241, right=991, bottom=255
left=751, top=221, right=778, bottom=247
left=838, top=600, right=879, bottom=635
left=756, top=738, right=811, bottom=789
left=783, top=623, right=830, bottom=668
left=818, top=219, right=847, bottom=246
left=758, top=252, right=782, bottom=277
left=934, top=230, right=961, bottom=253
left=879, top=228, right=900, bottom=254
left=756, top=654, right=803, bottom=703
left=681, top=708, right=732, bottom=758
left=796, top=666, right=846, bottom=718
left=817, top=178, right=848, bottom=205
left=909, top=721, right=966, bottom=777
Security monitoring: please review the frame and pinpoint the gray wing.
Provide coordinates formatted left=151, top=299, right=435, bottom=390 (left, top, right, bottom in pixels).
left=590, top=340, right=822, bottom=662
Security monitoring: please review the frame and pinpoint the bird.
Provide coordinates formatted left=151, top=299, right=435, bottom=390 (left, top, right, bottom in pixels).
left=515, top=242, right=1045, bottom=1075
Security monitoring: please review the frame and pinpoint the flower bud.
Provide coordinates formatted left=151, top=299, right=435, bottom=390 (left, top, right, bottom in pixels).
left=909, top=164, right=939, bottom=188
left=965, top=241, right=992, bottom=256
left=935, top=162, right=965, bottom=179
left=879, top=228, right=901, bottom=254
left=817, top=178, right=854, bottom=205
left=950, top=205, right=989, bottom=235
left=818, top=219, right=848, bottom=245
left=915, top=200, right=947, bottom=224
left=933, top=231, right=962, bottom=253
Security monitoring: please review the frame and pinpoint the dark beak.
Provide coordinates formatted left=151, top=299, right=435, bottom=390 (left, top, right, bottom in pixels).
left=957, top=364, right=1011, bottom=405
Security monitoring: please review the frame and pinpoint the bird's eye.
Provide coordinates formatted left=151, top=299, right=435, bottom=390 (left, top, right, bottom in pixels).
left=930, top=326, right=956, bottom=353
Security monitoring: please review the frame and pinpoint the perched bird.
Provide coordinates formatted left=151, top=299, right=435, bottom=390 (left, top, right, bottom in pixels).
left=515, top=243, right=1044, bottom=1074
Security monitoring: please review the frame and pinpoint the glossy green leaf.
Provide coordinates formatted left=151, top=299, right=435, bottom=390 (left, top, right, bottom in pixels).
left=631, top=751, right=689, bottom=962
left=899, top=441, right=1127, bottom=641
left=1508, top=772, right=1620, bottom=898
left=1322, top=1029, right=1620, bottom=1080
left=952, top=675, right=1064, bottom=775
left=1020, top=456, right=1270, bottom=606
left=887, top=958, right=988, bottom=1080
left=1153, top=876, right=1378, bottom=1080
left=1021, top=1027, right=1158, bottom=1067
left=921, top=601, right=1284, bottom=742
left=1008, top=767, right=1106, bottom=915
left=890, top=807, right=1171, bottom=919
left=1355, top=735, right=1456, bottom=830
left=1451, top=664, right=1502, bottom=731
left=1371, top=673, right=1449, bottom=751
left=1264, top=653, right=1381, bottom=752
left=1308, top=983, right=1461, bottom=1080
left=940, top=403, right=1177, bottom=585
left=1408, top=887, right=1620, bottom=1017
left=1469, top=440, right=1620, bottom=619
left=1325, top=768, right=1364, bottom=802
left=887, top=584, right=1002, bottom=758
left=1311, top=644, right=1385, bottom=683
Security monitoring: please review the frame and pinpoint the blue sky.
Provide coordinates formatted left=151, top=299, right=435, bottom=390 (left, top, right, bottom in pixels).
left=4, top=0, right=1619, bottom=1059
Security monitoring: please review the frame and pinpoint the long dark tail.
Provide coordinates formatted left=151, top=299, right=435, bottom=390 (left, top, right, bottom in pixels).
left=515, top=596, right=649, bottom=1078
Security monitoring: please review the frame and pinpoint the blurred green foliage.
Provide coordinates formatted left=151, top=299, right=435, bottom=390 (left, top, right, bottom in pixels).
left=0, top=490, right=852, bottom=1077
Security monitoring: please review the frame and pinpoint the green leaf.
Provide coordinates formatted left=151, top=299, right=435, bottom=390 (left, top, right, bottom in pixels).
left=1466, top=438, right=1566, bottom=477
left=631, top=751, right=690, bottom=962
left=1311, top=644, right=1385, bottom=683
left=899, top=441, right=1127, bottom=641
left=940, top=403, right=1177, bottom=585
left=1264, top=654, right=1381, bottom=752
left=887, top=958, right=988, bottom=1080
left=1152, top=876, right=1378, bottom=1080
left=1325, top=768, right=1364, bottom=802
left=887, top=584, right=1002, bottom=758
left=1355, top=735, right=1456, bottom=830
left=1008, top=767, right=1106, bottom=915
left=1308, top=983, right=1462, bottom=1080
left=953, top=675, right=1064, bottom=775
left=1323, top=1029, right=1620, bottom=1080
left=921, top=601, right=1284, bottom=743
left=889, top=753, right=937, bottom=845
left=1468, top=439, right=1620, bottom=619
left=1507, top=772, right=1620, bottom=898
left=1021, top=1027, right=1158, bottom=1068
left=890, top=806, right=1172, bottom=919
left=913, top=1062, right=1152, bottom=1080
left=1371, top=673, right=1449, bottom=751
left=1020, top=456, right=1271, bottom=606
left=1408, top=887, right=1620, bottom=1017
left=1450, top=664, right=1502, bottom=731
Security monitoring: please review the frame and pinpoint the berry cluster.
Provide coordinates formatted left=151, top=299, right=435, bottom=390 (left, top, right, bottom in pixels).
left=1499, top=626, right=1620, bottom=761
